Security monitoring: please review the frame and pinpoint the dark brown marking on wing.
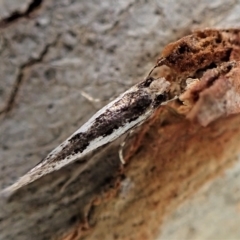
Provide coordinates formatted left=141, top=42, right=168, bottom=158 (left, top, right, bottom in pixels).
left=153, top=94, right=168, bottom=108
left=47, top=90, right=153, bottom=163
left=138, top=77, right=155, bottom=88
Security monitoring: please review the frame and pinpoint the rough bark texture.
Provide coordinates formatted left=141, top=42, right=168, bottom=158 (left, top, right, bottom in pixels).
left=1, top=1, right=240, bottom=240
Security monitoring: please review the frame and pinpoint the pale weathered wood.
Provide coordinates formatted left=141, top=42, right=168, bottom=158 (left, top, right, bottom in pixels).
left=1, top=0, right=240, bottom=240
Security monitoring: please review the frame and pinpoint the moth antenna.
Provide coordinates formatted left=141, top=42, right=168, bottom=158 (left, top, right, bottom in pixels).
left=147, top=58, right=166, bottom=78
left=147, top=65, right=158, bottom=78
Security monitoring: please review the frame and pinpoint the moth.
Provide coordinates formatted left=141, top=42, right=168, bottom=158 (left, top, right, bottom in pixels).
left=3, top=28, right=240, bottom=194
left=2, top=76, right=172, bottom=194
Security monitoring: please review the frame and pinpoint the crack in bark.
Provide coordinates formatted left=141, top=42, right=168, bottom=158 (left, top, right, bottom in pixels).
left=0, top=0, right=43, bottom=28
left=0, top=35, right=60, bottom=116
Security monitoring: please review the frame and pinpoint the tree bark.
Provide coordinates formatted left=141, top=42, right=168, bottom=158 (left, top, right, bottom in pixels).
left=1, top=0, right=240, bottom=240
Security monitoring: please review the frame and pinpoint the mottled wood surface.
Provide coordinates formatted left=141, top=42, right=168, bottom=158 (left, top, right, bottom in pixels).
left=1, top=0, right=240, bottom=240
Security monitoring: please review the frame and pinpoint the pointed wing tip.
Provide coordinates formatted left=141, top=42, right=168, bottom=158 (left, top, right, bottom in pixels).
left=0, top=185, right=16, bottom=199
left=0, top=173, right=34, bottom=199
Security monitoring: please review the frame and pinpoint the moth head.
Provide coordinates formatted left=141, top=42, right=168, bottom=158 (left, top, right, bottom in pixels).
left=149, top=77, right=170, bottom=95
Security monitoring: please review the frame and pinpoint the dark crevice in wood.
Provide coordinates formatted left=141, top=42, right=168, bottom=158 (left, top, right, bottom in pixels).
left=0, top=35, right=59, bottom=116
left=0, top=0, right=43, bottom=28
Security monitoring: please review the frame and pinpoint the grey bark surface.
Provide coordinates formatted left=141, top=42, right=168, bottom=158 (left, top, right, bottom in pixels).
left=1, top=0, right=240, bottom=240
